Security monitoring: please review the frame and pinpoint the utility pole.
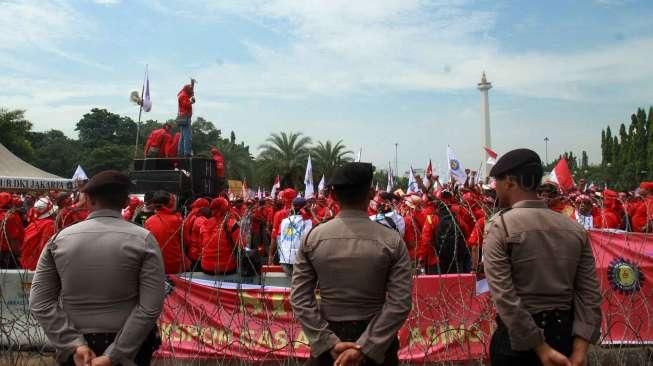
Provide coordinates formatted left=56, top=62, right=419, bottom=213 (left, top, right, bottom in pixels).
left=394, top=143, right=399, bottom=179
left=544, top=137, right=550, bottom=166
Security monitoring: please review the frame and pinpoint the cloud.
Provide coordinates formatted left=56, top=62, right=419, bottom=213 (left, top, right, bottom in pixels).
left=0, top=1, right=109, bottom=70
left=93, top=0, right=121, bottom=5
left=148, top=0, right=653, bottom=104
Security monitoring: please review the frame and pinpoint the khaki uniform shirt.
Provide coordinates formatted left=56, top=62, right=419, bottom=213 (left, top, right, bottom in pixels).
left=290, top=209, right=412, bottom=364
left=29, top=209, right=166, bottom=365
left=483, top=200, right=602, bottom=351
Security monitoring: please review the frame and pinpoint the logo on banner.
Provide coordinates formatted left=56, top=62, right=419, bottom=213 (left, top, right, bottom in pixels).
left=450, top=160, right=460, bottom=171
left=608, top=257, right=644, bottom=294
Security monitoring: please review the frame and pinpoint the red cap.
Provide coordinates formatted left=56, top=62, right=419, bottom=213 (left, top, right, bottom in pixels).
left=640, top=182, right=653, bottom=191
left=0, top=192, right=12, bottom=208
left=283, top=188, right=298, bottom=202
left=191, top=197, right=210, bottom=209
left=210, top=198, right=229, bottom=213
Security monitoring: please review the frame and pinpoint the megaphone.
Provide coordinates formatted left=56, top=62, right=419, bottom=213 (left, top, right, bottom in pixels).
left=129, top=91, right=142, bottom=105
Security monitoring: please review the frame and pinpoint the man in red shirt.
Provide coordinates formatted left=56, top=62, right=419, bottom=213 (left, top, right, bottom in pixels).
left=177, top=79, right=196, bottom=157
left=418, top=210, right=439, bottom=274
left=54, top=192, right=89, bottom=231
left=122, top=196, right=142, bottom=222
left=632, top=182, right=653, bottom=233
left=21, top=196, right=56, bottom=270
left=182, top=197, right=210, bottom=265
left=0, top=192, right=24, bottom=269
left=165, top=132, right=181, bottom=158
left=144, top=191, right=190, bottom=274
left=144, top=123, right=172, bottom=158
left=211, top=148, right=226, bottom=179
left=200, top=197, right=241, bottom=275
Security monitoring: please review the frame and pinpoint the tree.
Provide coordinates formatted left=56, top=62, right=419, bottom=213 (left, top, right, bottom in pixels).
left=581, top=151, right=589, bottom=170
left=214, top=132, right=255, bottom=182
left=28, top=130, right=81, bottom=177
left=191, top=117, right=222, bottom=156
left=258, top=132, right=312, bottom=189
left=76, top=108, right=137, bottom=148
left=0, top=109, right=34, bottom=161
left=80, top=144, right=133, bottom=176
left=311, top=140, right=354, bottom=179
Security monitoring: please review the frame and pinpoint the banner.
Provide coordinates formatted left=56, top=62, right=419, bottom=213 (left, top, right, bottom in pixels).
left=0, top=176, right=73, bottom=191
left=156, top=274, right=493, bottom=363
left=589, top=230, right=653, bottom=344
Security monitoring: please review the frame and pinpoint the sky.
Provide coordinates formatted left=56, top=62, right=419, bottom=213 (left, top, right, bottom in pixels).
left=2, top=0, right=653, bottom=177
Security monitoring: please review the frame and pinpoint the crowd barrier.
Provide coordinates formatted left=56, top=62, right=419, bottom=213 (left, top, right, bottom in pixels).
left=1, top=229, right=651, bottom=364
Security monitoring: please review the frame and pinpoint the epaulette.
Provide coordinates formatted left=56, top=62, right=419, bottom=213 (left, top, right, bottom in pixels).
left=485, top=208, right=511, bottom=238
left=300, top=222, right=322, bottom=253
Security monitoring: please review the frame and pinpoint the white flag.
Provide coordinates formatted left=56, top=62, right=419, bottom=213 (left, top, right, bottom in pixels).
left=304, top=155, right=315, bottom=199
left=142, top=66, right=152, bottom=112
left=386, top=166, right=394, bottom=192
left=447, top=146, right=467, bottom=185
left=72, top=165, right=88, bottom=181
left=356, top=147, right=362, bottom=162
left=407, top=166, right=421, bottom=194
left=257, top=187, right=263, bottom=200
left=318, top=174, right=325, bottom=193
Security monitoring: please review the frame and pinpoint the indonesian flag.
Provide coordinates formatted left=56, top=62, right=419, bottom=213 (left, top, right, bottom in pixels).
left=422, top=159, right=433, bottom=187
left=550, top=158, right=575, bottom=192
left=142, top=66, right=152, bottom=112
left=270, top=175, right=281, bottom=198
left=484, top=146, right=498, bottom=165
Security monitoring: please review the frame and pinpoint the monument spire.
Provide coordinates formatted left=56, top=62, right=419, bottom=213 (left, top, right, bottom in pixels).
left=477, top=71, right=492, bottom=178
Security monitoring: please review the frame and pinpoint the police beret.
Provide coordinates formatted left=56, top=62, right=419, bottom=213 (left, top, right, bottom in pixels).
left=327, top=162, right=374, bottom=187
left=489, top=148, right=542, bottom=177
left=292, top=197, right=307, bottom=208
left=81, top=170, right=131, bottom=194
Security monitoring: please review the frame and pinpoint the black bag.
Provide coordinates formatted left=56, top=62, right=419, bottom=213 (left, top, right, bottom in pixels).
left=435, top=208, right=471, bottom=274
left=224, top=219, right=261, bottom=277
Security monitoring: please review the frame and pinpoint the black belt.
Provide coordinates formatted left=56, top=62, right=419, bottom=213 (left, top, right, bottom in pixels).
left=497, top=309, right=573, bottom=329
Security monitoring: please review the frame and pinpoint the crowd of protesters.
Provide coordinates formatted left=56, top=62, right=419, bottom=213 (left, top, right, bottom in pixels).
left=1, top=168, right=653, bottom=275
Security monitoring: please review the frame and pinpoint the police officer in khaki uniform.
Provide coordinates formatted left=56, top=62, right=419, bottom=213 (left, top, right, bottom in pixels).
left=291, top=162, right=412, bottom=366
left=483, top=149, right=602, bottom=366
left=30, top=171, right=166, bottom=366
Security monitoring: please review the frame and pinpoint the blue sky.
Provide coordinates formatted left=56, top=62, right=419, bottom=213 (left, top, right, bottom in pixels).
left=1, top=0, right=652, bottom=176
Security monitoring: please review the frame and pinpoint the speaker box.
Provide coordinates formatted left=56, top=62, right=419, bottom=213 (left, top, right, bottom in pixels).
left=130, top=170, right=190, bottom=194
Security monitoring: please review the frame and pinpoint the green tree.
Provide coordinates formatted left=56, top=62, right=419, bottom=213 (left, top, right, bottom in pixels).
left=28, top=130, right=81, bottom=177
left=80, top=144, right=133, bottom=175
left=311, top=140, right=354, bottom=179
left=0, top=109, right=34, bottom=161
left=258, top=132, right=312, bottom=189
left=191, top=117, right=222, bottom=155
left=214, top=131, right=255, bottom=182
left=76, top=108, right=137, bottom=148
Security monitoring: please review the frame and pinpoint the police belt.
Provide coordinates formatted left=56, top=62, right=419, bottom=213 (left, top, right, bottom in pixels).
left=497, top=309, right=573, bottom=330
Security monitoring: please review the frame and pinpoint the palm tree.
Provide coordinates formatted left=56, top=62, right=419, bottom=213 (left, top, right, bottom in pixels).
left=311, top=140, right=354, bottom=179
left=258, top=132, right=312, bottom=188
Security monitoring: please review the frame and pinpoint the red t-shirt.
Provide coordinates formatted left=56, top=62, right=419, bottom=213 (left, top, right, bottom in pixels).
left=144, top=128, right=172, bottom=154
left=165, top=132, right=181, bottom=158
left=271, top=208, right=290, bottom=239
left=144, top=208, right=190, bottom=274
left=178, top=89, right=193, bottom=117
left=20, top=217, right=55, bottom=270
left=0, top=210, right=24, bottom=253
left=188, top=215, right=208, bottom=262
left=200, top=215, right=241, bottom=273
left=55, top=206, right=89, bottom=230
left=418, top=214, right=439, bottom=266
left=212, top=153, right=225, bottom=178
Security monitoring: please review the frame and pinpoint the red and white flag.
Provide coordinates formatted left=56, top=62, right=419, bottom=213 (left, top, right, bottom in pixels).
left=270, top=175, right=281, bottom=198
left=550, top=158, right=575, bottom=191
left=484, top=146, right=498, bottom=165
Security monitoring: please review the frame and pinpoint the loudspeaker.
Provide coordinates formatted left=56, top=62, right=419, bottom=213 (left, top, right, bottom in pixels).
left=130, top=170, right=190, bottom=194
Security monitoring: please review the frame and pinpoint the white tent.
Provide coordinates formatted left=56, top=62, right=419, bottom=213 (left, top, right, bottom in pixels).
left=0, top=143, right=73, bottom=191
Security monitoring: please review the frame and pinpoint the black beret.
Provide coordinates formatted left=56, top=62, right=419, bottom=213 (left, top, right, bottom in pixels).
left=327, top=162, right=374, bottom=187
left=81, top=170, right=131, bottom=194
left=489, top=148, right=542, bottom=177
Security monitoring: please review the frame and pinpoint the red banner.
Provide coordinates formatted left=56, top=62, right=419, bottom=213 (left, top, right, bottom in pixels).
left=156, top=230, right=653, bottom=363
left=589, top=230, right=653, bottom=344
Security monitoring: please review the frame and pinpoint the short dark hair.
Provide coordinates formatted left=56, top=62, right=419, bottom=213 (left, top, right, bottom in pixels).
left=333, top=184, right=370, bottom=206
left=151, top=190, right=171, bottom=206
left=497, top=164, right=543, bottom=192
left=88, top=186, right=129, bottom=210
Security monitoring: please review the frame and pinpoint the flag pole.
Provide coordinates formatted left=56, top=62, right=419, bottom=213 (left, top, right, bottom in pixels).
left=133, top=65, right=147, bottom=159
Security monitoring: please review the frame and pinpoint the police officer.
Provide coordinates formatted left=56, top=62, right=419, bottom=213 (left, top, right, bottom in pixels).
left=483, top=149, right=602, bottom=366
left=291, top=162, right=412, bottom=366
left=30, top=171, right=166, bottom=366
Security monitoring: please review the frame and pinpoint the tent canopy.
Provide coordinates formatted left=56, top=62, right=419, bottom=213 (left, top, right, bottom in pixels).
left=0, top=143, right=73, bottom=191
